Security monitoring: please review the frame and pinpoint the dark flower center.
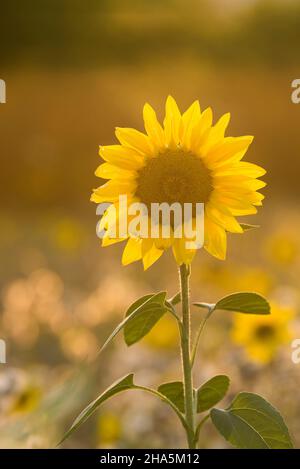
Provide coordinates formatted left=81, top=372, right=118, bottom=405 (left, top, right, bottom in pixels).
left=135, top=149, right=213, bottom=208
left=254, top=325, right=275, bottom=340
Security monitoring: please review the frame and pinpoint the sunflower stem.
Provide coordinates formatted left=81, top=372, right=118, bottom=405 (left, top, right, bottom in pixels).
left=179, top=263, right=196, bottom=449
left=191, top=307, right=214, bottom=368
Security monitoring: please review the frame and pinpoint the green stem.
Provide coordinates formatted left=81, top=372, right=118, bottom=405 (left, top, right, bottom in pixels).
left=190, top=307, right=213, bottom=368
left=179, top=263, right=196, bottom=449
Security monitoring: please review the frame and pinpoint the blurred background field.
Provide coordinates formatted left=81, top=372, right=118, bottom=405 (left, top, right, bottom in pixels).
left=1, top=0, right=300, bottom=448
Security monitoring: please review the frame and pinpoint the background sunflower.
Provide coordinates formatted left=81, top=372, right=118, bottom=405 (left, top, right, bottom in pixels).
left=231, top=304, right=295, bottom=364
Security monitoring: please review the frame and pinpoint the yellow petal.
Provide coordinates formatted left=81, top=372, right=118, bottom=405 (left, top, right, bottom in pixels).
left=204, top=215, right=227, bottom=260
left=213, top=112, right=230, bottom=139
left=214, top=161, right=266, bottom=178
left=203, top=136, right=254, bottom=166
left=95, top=162, right=136, bottom=180
left=153, top=236, right=172, bottom=250
left=91, top=180, right=136, bottom=203
left=122, top=237, right=143, bottom=265
left=98, top=203, right=117, bottom=231
left=206, top=202, right=243, bottom=233
left=172, top=238, right=196, bottom=265
left=142, top=239, right=164, bottom=270
left=189, top=107, right=213, bottom=152
left=214, top=177, right=266, bottom=192
left=102, top=234, right=125, bottom=247
left=99, top=145, right=145, bottom=170
left=218, top=197, right=256, bottom=215
left=99, top=195, right=137, bottom=235
left=180, top=100, right=201, bottom=148
left=243, top=179, right=267, bottom=191
left=143, top=103, right=165, bottom=150
left=210, top=149, right=247, bottom=169
left=163, top=95, right=181, bottom=149
left=246, top=191, right=265, bottom=206
left=115, top=128, right=154, bottom=156
left=214, top=189, right=264, bottom=207
left=208, top=193, right=232, bottom=215
left=204, top=112, right=231, bottom=152
left=210, top=192, right=257, bottom=216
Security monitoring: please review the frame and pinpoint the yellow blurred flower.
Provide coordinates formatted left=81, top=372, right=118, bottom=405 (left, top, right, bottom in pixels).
left=91, top=96, right=265, bottom=268
left=10, top=386, right=41, bottom=414
left=97, top=412, right=122, bottom=445
left=266, top=234, right=298, bottom=266
left=198, top=265, right=273, bottom=296
left=231, top=304, right=295, bottom=364
left=235, top=267, right=274, bottom=296
left=52, top=217, right=85, bottom=251
left=144, top=315, right=178, bottom=350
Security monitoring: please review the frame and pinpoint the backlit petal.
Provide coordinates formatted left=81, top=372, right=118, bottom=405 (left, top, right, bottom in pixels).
left=204, top=215, right=227, bottom=260
left=180, top=100, right=201, bottom=148
left=206, top=202, right=243, bottom=233
left=143, top=103, right=165, bottom=150
left=115, top=128, right=154, bottom=156
left=163, top=95, right=181, bottom=149
left=91, top=180, right=136, bottom=203
left=95, top=162, right=136, bottom=180
left=99, top=145, right=145, bottom=170
left=142, top=239, right=164, bottom=270
left=122, top=237, right=143, bottom=265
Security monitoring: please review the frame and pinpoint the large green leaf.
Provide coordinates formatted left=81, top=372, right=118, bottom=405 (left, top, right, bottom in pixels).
left=124, top=292, right=167, bottom=345
left=194, top=292, right=270, bottom=315
left=210, top=392, right=293, bottom=449
left=59, top=374, right=135, bottom=444
left=59, top=373, right=189, bottom=445
left=197, top=375, right=230, bottom=413
left=216, top=292, right=270, bottom=314
left=98, top=292, right=167, bottom=353
left=158, top=382, right=184, bottom=413
left=157, top=376, right=230, bottom=415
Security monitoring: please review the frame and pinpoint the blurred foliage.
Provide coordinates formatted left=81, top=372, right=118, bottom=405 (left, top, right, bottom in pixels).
left=1, top=0, right=300, bottom=68
left=0, top=208, right=300, bottom=448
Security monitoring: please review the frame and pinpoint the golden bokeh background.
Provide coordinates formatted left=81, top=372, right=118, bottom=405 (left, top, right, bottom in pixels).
left=0, top=0, right=300, bottom=448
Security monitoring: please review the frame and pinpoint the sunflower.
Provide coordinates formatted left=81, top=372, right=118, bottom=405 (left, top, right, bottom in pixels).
left=231, top=304, right=295, bottom=364
left=91, top=96, right=266, bottom=269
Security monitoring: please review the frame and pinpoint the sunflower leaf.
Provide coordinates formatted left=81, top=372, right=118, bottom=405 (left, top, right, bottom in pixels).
left=194, top=292, right=270, bottom=315
left=124, top=292, right=167, bottom=345
left=197, top=375, right=230, bottom=413
left=59, top=373, right=189, bottom=445
left=215, top=292, right=270, bottom=315
left=210, top=392, right=293, bottom=449
left=168, top=292, right=181, bottom=306
left=157, top=376, right=230, bottom=415
left=58, top=374, right=135, bottom=445
left=98, top=292, right=167, bottom=353
left=158, top=381, right=185, bottom=413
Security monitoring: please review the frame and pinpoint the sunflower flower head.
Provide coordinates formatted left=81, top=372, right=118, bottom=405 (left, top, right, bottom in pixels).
left=231, top=304, right=295, bottom=364
left=91, top=96, right=266, bottom=269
